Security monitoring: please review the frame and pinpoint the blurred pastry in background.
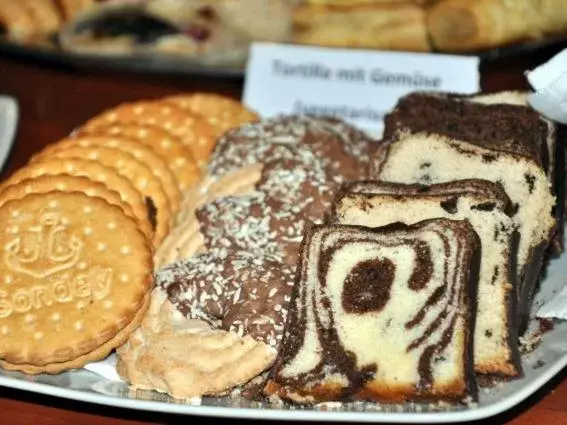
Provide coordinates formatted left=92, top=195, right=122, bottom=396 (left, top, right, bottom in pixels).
left=22, top=0, right=62, bottom=34
left=293, top=2, right=430, bottom=52
left=59, top=0, right=99, bottom=19
left=428, top=0, right=567, bottom=52
left=147, top=0, right=291, bottom=43
left=59, top=0, right=291, bottom=60
left=0, top=0, right=95, bottom=41
left=4, top=0, right=567, bottom=61
left=60, top=3, right=246, bottom=58
left=0, top=1, right=36, bottom=40
left=303, top=0, right=435, bottom=4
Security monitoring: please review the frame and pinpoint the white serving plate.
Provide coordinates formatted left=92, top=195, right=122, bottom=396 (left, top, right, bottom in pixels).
left=0, top=231, right=566, bottom=423
left=0, top=95, right=18, bottom=172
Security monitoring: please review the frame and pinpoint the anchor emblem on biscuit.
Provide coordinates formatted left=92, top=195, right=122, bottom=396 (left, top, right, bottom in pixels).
left=4, top=213, right=83, bottom=278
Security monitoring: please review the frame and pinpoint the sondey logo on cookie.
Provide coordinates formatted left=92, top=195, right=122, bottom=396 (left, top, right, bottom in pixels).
left=0, top=213, right=113, bottom=318
left=4, top=213, right=83, bottom=278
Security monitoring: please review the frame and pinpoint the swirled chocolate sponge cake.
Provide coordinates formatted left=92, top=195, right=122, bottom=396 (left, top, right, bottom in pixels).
left=370, top=93, right=556, bottom=334
left=265, top=219, right=480, bottom=404
left=330, top=179, right=521, bottom=379
left=466, top=91, right=563, bottom=257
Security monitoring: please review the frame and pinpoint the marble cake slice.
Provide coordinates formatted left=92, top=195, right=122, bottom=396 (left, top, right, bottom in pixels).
left=370, top=93, right=556, bottom=335
left=265, top=218, right=480, bottom=404
left=382, top=90, right=563, bottom=256
left=468, top=91, right=563, bottom=257
left=330, top=179, right=521, bottom=379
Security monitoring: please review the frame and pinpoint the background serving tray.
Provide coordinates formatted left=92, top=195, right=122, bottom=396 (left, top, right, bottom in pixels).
left=2, top=34, right=567, bottom=78
left=0, top=226, right=566, bottom=423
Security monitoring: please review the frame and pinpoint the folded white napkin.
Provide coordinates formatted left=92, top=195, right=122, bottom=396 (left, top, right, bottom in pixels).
left=83, top=354, right=123, bottom=381
left=538, top=288, right=567, bottom=320
left=0, top=96, right=18, bottom=172
left=526, top=48, right=567, bottom=124
left=528, top=48, right=567, bottom=319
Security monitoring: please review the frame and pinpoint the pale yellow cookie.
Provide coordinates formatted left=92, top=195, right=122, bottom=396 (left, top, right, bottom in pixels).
left=0, top=290, right=150, bottom=374
left=82, top=101, right=216, bottom=169
left=0, top=174, right=136, bottom=229
left=77, top=123, right=202, bottom=192
left=34, top=136, right=182, bottom=214
left=0, top=192, right=152, bottom=366
left=3, top=159, right=152, bottom=240
left=117, top=289, right=275, bottom=399
left=165, top=93, right=260, bottom=138
left=38, top=145, right=172, bottom=247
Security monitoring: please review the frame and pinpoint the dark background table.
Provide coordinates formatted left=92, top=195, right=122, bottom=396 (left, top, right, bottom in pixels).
left=0, top=44, right=566, bottom=424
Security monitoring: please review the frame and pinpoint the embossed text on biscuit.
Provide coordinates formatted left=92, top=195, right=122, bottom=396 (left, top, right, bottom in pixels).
left=0, top=267, right=113, bottom=318
left=4, top=213, right=83, bottom=278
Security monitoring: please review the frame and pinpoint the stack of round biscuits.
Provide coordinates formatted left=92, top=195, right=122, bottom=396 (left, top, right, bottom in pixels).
left=0, top=93, right=258, bottom=374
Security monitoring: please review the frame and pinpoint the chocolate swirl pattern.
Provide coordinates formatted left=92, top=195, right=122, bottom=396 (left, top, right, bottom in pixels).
left=370, top=92, right=556, bottom=335
left=266, top=219, right=480, bottom=404
left=331, top=179, right=521, bottom=378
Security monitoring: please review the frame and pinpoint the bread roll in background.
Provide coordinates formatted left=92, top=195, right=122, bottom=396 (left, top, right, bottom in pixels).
left=293, top=3, right=431, bottom=52
left=0, top=0, right=96, bottom=41
left=428, top=0, right=567, bottom=52
left=0, top=0, right=36, bottom=40
left=23, top=0, right=62, bottom=34
left=304, top=0, right=436, bottom=4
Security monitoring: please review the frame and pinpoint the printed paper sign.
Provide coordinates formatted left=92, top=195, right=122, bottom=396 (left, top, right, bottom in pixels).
left=243, top=43, right=480, bottom=136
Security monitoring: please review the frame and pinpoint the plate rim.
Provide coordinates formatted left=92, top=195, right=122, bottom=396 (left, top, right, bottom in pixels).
left=0, top=95, right=18, bottom=173
left=0, top=348, right=565, bottom=423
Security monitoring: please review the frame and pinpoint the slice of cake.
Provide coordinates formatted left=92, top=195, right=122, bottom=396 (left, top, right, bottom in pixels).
left=330, top=179, right=521, bottom=378
left=370, top=93, right=556, bottom=334
left=265, top=219, right=480, bottom=403
left=397, top=90, right=562, bottom=250
left=468, top=91, right=563, bottom=256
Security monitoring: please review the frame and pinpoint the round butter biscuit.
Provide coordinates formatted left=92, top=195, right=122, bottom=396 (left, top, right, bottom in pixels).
left=0, top=290, right=150, bottom=374
left=0, top=191, right=152, bottom=366
left=77, top=123, right=201, bottom=192
left=41, top=146, right=172, bottom=247
left=35, top=136, right=182, bottom=214
left=0, top=175, right=136, bottom=227
left=82, top=101, right=216, bottom=169
left=165, top=93, right=259, bottom=138
left=4, top=159, right=151, bottom=240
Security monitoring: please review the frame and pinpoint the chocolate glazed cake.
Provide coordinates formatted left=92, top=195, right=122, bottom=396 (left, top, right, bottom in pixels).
left=370, top=93, right=556, bottom=335
left=330, top=179, right=521, bottom=379
left=265, top=219, right=480, bottom=404
left=208, top=115, right=376, bottom=182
